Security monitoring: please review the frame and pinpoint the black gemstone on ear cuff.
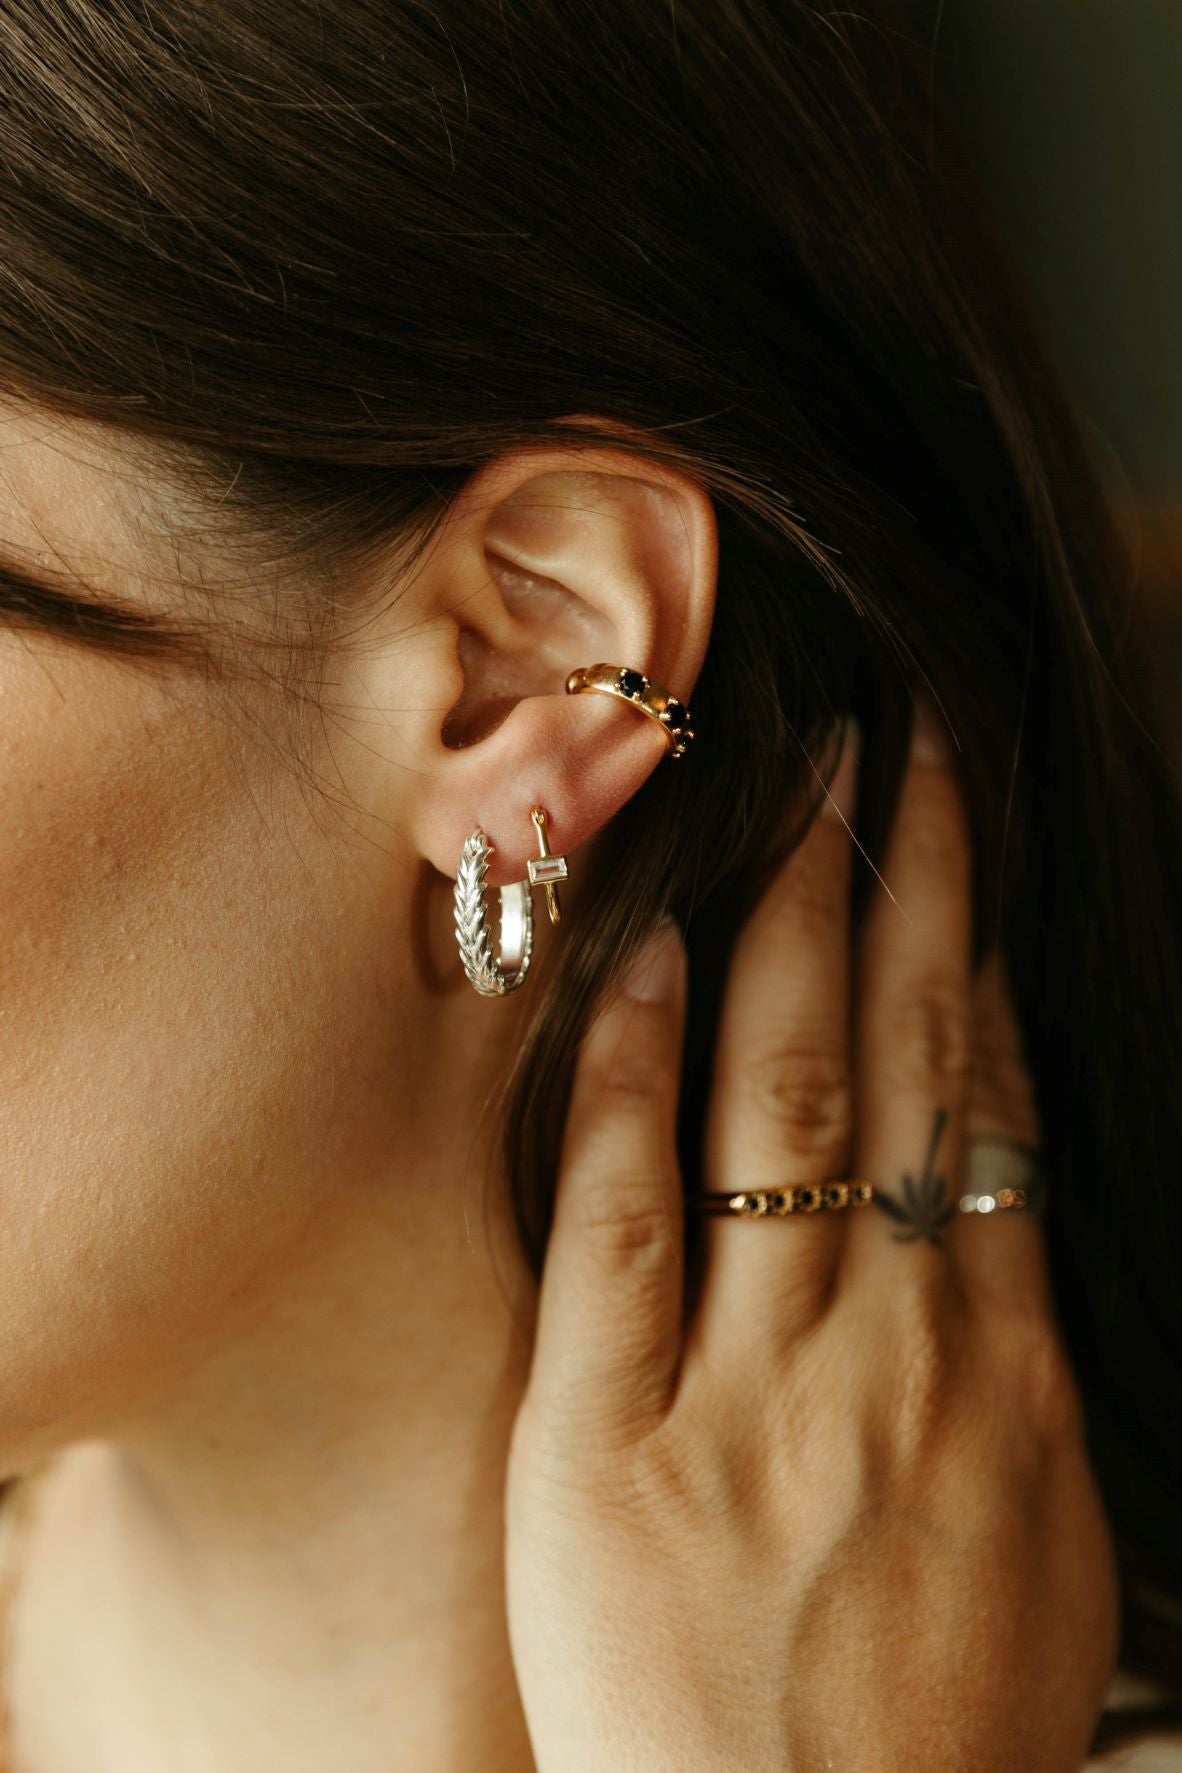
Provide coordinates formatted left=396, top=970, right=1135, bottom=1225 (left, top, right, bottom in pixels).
left=618, top=668, right=646, bottom=699
left=663, top=699, right=689, bottom=730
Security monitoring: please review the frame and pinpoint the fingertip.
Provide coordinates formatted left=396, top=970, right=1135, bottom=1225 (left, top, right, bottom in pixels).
left=819, top=715, right=861, bottom=823
left=910, top=693, right=956, bottom=767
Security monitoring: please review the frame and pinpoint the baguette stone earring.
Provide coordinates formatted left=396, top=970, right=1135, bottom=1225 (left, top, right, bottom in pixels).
left=565, top=662, right=695, bottom=758
left=454, top=806, right=568, bottom=997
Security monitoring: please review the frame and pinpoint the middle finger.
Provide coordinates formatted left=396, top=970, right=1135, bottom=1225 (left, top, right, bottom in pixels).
left=690, top=718, right=859, bottom=1357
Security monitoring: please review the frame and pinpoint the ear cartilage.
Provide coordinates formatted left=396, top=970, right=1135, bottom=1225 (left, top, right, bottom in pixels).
left=564, top=663, right=696, bottom=759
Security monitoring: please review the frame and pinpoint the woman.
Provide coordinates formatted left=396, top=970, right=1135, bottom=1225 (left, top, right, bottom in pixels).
left=0, top=0, right=1178, bottom=1767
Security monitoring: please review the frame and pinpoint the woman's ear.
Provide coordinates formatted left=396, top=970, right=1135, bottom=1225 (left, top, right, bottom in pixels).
left=390, top=431, right=717, bottom=889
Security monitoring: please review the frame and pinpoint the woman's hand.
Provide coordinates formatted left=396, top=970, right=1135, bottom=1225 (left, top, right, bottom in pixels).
left=504, top=703, right=1120, bottom=1773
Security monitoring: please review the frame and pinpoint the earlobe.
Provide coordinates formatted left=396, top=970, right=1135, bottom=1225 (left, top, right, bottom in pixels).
left=407, top=436, right=717, bottom=893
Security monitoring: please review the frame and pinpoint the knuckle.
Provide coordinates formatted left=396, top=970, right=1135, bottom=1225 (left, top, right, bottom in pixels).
left=629, top=1396, right=780, bottom=1538
left=582, top=1026, right=674, bottom=1118
left=902, top=792, right=969, bottom=880
left=571, top=1170, right=679, bottom=1267
left=726, top=1041, right=852, bottom=1166
left=893, top=980, right=972, bottom=1094
left=562, top=1416, right=747, bottom=1540
left=775, top=851, right=846, bottom=942
left=590, top=1060, right=664, bottom=1114
left=510, top=1396, right=648, bottom=1493
left=627, top=1424, right=723, bottom=1524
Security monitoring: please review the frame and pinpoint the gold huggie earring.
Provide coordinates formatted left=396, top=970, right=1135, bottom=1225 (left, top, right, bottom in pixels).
left=454, top=805, right=569, bottom=997
left=565, top=662, right=695, bottom=758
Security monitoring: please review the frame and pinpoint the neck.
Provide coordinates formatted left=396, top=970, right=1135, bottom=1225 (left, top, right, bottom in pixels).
left=7, top=875, right=548, bottom=1773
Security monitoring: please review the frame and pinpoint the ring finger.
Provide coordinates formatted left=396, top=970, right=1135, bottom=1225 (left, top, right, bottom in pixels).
left=839, top=695, right=973, bottom=1298
left=690, top=718, right=859, bottom=1356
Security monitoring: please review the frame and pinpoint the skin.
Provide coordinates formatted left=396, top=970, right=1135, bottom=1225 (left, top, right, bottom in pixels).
left=507, top=717, right=1122, bottom=1771
left=0, top=399, right=714, bottom=1773
left=0, top=396, right=1118, bottom=1769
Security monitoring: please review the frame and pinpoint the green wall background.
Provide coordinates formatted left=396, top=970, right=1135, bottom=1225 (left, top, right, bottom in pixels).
left=903, top=2, right=1181, bottom=502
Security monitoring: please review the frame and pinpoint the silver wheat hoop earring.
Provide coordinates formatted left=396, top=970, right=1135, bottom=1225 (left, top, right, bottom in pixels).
left=453, top=806, right=569, bottom=997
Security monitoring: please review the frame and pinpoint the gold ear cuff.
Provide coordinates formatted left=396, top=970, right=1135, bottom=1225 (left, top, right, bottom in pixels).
left=565, top=662, right=696, bottom=759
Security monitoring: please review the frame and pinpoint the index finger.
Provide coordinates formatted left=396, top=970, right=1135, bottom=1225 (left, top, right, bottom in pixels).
left=523, top=917, right=688, bottom=1445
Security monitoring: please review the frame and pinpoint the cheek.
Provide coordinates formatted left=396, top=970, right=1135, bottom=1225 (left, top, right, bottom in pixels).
left=0, top=647, right=387, bottom=1471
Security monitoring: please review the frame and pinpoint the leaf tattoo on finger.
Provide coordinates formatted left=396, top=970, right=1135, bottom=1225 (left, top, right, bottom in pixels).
left=873, top=1108, right=957, bottom=1247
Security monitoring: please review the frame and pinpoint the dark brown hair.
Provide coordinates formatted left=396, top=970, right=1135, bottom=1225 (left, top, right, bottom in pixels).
left=1, top=1, right=1179, bottom=1755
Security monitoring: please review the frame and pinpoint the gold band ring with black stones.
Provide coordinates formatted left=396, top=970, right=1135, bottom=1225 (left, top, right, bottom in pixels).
left=694, top=1181, right=877, bottom=1217
left=565, top=663, right=695, bottom=758
left=694, top=1151, right=1046, bottom=1221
